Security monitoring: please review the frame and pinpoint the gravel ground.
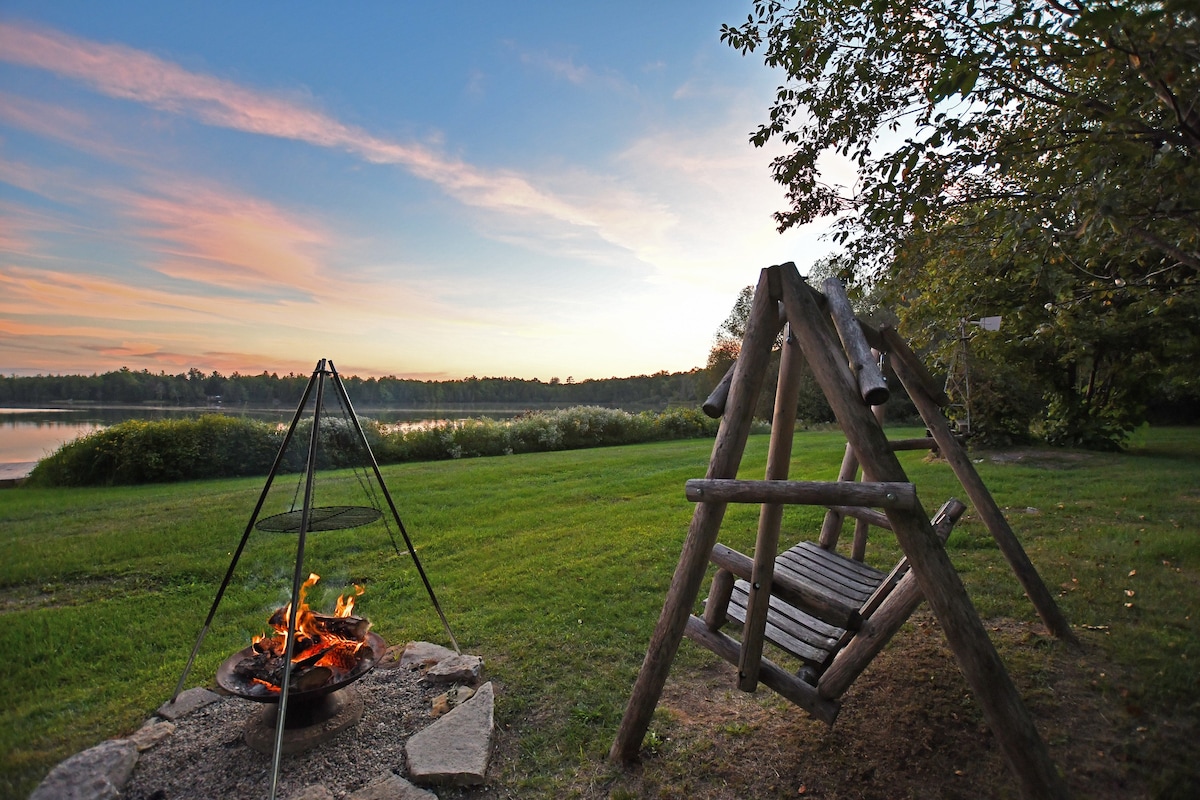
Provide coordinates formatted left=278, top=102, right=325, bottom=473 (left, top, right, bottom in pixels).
left=125, top=664, right=440, bottom=800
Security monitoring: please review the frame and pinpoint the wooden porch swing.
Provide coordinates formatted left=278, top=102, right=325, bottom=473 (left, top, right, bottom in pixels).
left=610, top=263, right=1075, bottom=800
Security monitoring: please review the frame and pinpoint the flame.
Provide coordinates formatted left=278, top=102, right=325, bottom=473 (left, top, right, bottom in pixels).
left=247, top=572, right=370, bottom=692
left=335, top=583, right=365, bottom=617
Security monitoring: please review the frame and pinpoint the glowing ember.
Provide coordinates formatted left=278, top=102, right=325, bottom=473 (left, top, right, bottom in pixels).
left=234, top=573, right=370, bottom=693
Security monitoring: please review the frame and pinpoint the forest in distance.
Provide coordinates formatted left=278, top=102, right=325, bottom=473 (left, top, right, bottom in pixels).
left=0, top=366, right=717, bottom=412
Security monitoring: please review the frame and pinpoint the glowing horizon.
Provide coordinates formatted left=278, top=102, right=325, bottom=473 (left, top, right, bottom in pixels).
left=0, top=4, right=838, bottom=382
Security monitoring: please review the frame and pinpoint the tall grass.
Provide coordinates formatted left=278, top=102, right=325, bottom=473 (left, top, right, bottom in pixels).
left=2, top=427, right=1197, bottom=798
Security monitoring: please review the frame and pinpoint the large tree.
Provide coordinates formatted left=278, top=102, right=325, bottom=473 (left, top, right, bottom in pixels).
left=723, top=1, right=1199, bottom=447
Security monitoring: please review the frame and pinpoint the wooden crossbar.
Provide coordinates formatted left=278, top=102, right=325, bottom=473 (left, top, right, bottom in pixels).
left=685, top=478, right=917, bottom=510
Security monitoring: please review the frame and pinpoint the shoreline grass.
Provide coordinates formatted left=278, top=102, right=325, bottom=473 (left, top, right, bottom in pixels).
left=2, top=427, right=1198, bottom=798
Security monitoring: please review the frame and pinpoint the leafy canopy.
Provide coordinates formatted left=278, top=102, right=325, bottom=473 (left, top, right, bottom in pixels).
left=724, top=1, right=1199, bottom=447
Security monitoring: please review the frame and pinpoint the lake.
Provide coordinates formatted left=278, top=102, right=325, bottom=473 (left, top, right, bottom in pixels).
left=0, top=405, right=537, bottom=465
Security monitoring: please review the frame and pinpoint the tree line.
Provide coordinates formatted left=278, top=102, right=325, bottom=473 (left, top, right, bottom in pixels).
left=0, top=366, right=716, bottom=411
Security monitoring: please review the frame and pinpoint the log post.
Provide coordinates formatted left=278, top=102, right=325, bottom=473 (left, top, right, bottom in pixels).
left=851, top=402, right=887, bottom=562
left=782, top=270, right=1068, bottom=800
left=881, top=326, right=1077, bottom=645
left=739, top=328, right=804, bottom=691
left=704, top=568, right=735, bottom=631
left=818, top=443, right=859, bottom=550
left=610, top=266, right=783, bottom=763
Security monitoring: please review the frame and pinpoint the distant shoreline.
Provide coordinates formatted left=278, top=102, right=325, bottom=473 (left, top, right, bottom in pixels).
left=0, top=461, right=37, bottom=485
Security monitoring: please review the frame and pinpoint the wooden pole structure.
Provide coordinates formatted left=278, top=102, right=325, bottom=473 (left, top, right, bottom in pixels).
left=738, top=328, right=804, bottom=690
left=851, top=402, right=888, bottom=562
left=609, top=267, right=782, bottom=763
left=880, top=326, right=1077, bottom=645
left=780, top=268, right=1068, bottom=800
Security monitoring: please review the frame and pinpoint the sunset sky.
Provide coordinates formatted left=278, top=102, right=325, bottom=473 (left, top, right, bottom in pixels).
left=1, top=2, right=841, bottom=381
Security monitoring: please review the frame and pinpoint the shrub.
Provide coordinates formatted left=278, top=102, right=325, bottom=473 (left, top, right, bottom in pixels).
left=27, top=406, right=724, bottom=487
left=27, top=415, right=279, bottom=487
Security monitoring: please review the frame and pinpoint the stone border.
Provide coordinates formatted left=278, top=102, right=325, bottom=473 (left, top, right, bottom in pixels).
left=30, top=644, right=494, bottom=800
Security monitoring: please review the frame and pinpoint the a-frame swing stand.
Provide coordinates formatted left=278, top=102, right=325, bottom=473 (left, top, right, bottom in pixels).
left=610, top=264, right=1074, bottom=800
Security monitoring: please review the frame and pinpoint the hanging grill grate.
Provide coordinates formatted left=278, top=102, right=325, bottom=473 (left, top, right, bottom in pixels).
left=255, top=506, right=382, bottom=533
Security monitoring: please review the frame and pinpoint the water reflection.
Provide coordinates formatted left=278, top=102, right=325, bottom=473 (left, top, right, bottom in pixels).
left=0, top=405, right=538, bottom=463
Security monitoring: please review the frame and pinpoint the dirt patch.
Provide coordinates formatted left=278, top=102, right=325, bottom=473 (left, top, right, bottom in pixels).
left=975, top=449, right=1099, bottom=470
left=559, top=612, right=1197, bottom=800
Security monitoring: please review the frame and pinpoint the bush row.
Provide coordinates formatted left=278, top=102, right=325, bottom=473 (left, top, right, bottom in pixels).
left=27, top=406, right=722, bottom=487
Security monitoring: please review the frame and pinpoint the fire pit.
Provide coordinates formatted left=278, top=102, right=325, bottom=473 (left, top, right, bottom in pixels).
left=215, top=573, right=386, bottom=753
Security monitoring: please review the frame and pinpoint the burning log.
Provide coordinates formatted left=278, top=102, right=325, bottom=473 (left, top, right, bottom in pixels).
left=228, top=575, right=373, bottom=694
left=267, top=607, right=371, bottom=642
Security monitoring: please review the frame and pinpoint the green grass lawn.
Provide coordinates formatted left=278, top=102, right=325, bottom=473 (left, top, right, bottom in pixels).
left=1, top=428, right=1198, bottom=798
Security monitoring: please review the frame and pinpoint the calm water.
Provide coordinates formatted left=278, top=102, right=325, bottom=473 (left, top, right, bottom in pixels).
left=0, top=405, right=530, bottom=464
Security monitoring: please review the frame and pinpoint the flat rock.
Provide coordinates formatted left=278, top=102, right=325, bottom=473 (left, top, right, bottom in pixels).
left=426, top=653, right=483, bottom=685
left=397, top=641, right=457, bottom=670
left=156, top=687, right=221, bottom=720
left=30, top=739, right=138, bottom=800
left=406, top=681, right=494, bottom=786
left=289, top=785, right=335, bottom=800
left=128, top=719, right=175, bottom=751
left=347, top=772, right=439, bottom=800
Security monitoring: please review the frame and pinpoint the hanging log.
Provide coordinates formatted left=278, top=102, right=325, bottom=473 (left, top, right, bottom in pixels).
left=702, top=362, right=736, bottom=419
left=703, top=568, right=735, bottom=631
left=823, top=278, right=890, bottom=406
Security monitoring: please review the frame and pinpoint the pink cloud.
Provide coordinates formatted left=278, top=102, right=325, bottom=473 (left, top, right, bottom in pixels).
left=119, top=184, right=330, bottom=292
left=0, top=20, right=609, bottom=231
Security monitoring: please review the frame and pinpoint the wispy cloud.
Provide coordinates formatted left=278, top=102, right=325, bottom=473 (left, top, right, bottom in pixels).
left=517, top=50, right=594, bottom=85
left=0, top=21, right=663, bottom=243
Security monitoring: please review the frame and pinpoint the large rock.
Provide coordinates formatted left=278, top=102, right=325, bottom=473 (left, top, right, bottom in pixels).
left=30, top=739, right=138, bottom=800
left=347, top=772, right=439, bottom=799
left=405, top=681, right=494, bottom=786
left=396, top=641, right=457, bottom=670
left=426, top=653, right=483, bottom=685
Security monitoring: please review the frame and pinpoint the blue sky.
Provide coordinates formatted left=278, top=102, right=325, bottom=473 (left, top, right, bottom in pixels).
left=1, top=2, right=840, bottom=380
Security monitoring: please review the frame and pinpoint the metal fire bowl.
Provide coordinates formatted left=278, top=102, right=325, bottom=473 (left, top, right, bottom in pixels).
left=216, top=631, right=386, bottom=704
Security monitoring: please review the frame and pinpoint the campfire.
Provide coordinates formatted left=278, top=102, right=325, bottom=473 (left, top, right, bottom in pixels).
left=217, top=573, right=386, bottom=704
